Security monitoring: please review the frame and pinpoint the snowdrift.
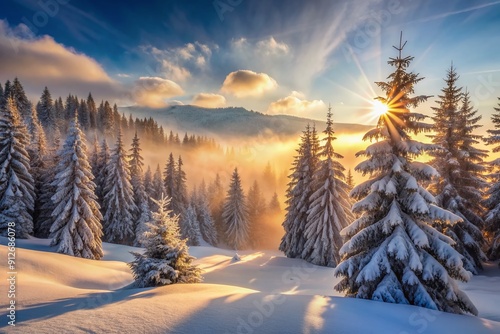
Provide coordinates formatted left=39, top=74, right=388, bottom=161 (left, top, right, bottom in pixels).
left=1, top=237, right=500, bottom=333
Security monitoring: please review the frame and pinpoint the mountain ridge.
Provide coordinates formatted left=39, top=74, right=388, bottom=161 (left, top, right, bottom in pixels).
left=120, top=105, right=372, bottom=139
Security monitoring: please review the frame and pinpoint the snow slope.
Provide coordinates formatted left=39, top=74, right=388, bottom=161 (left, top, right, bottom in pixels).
left=1, top=237, right=500, bottom=333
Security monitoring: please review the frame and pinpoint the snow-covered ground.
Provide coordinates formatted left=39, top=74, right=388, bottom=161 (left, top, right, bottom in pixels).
left=1, top=237, right=499, bottom=334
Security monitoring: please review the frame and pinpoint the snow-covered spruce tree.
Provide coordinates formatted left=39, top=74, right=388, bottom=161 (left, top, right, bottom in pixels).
left=36, top=134, right=61, bottom=237
left=27, top=107, right=49, bottom=234
left=102, top=131, right=138, bottom=245
left=428, top=69, right=488, bottom=274
left=129, top=196, right=202, bottom=287
left=484, top=97, right=500, bottom=261
left=0, top=80, right=11, bottom=110
left=78, top=99, right=90, bottom=130
left=0, top=97, right=35, bottom=238
left=128, top=132, right=151, bottom=246
left=222, top=168, right=250, bottom=250
left=181, top=203, right=201, bottom=246
left=279, top=124, right=319, bottom=258
left=456, top=91, right=489, bottom=250
left=195, top=183, right=218, bottom=246
left=208, top=173, right=225, bottom=242
left=247, top=180, right=267, bottom=248
left=89, top=134, right=100, bottom=179
left=95, top=139, right=110, bottom=210
left=49, top=117, right=103, bottom=259
left=346, top=169, right=355, bottom=191
left=334, top=36, right=477, bottom=315
left=268, top=192, right=281, bottom=214
left=10, top=78, right=31, bottom=123
left=87, top=93, right=98, bottom=130
left=175, top=156, right=189, bottom=214
left=144, top=165, right=153, bottom=194
left=164, top=153, right=177, bottom=211
left=164, top=154, right=188, bottom=217
left=151, top=164, right=165, bottom=209
left=301, top=108, right=354, bottom=267
left=36, top=86, right=57, bottom=136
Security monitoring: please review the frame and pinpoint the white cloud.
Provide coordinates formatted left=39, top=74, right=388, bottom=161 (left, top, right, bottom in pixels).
left=142, top=42, right=214, bottom=82
left=231, top=36, right=289, bottom=56
left=132, top=77, right=184, bottom=108
left=221, top=70, right=278, bottom=98
left=267, top=91, right=326, bottom=115
left=191, top=93, right=226, bottom=108
left=161, top=59, right=191, bottom=82
left=0, top=20, right=122, bottom=99
left=256, top=37, right=289, bottom=55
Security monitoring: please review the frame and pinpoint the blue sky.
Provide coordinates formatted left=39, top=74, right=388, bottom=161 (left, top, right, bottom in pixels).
left=1, top=0, right=500, bottom=125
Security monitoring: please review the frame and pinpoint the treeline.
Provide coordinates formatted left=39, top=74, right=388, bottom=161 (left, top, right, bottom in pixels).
left=0, top=77, right=283, bottom=256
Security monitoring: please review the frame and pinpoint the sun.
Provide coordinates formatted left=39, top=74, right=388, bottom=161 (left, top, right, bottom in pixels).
left=372, top=100, right=389, bottom=117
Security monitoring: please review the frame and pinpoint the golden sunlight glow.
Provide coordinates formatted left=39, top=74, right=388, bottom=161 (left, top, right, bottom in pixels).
left=372, top=100, right=389, bottom=117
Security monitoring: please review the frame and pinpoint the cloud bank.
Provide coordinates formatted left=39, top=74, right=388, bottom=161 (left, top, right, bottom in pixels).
left=267, top=91, right=326, bottom=115
left=191, top=93, right=226, bottom=108
left=0, top=20, right=122, bottom=100
left=221, top=70, right=277, bottom=98
left=132, top=77, right=184, bottom=108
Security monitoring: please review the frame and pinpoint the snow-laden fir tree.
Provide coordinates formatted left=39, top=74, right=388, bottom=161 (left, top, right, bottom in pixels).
left=78, top=99, right=90, bottom=130
left=164, top=153, right=177, bottom=210
left=0, top=97, right=35, bottom=238
left=95, top=139, right=110, bottom=210
left=144, top=165, right=153, bottom=193
left=301, top=108, right=354, bottom=267
left=54, top=97, right=65, bottom=132
left=346, top=169, right=355, bottom=190
left=36, top=86, right=56, bottom=136
left=26, top=106, right=49, bottom=234
left=175, top=156, right=189, bottom=214
left=102, top=131, right=138, bottom=245
left=279, top=124, right=319, bottom=258
left=195, top=182, right=218, bottom=246
left=87, top=93, right=98, bottom=130
left=36, top=133, right=61, bottom=237
left=0, top=80, right=11, bottom=110
left=128, top=132, right=151, bottom=246
left=208, top=173, right=225, bottom=242
left=428, top=68, right=488, bottom=274
left=89, top=134, right=100, bottom=179
left=222, top=168, right=250, bottom=250
left=129, top=195, right=202, bottom=287
left=10, top=78, right=31, bottom=122
left=151, top=164, right=165, bottom=209
left=181, top=203, right=201, bottom=246
left=163, top=154, right=188, bottom=216
left=247, top=180, right=267, bottom=248
left=334, top=35, right=477, bottom=315
left=268, top=192, right=281, bottom=214
left=49, top=117, right=103, bottom=259
left=484, top=97, right=500, bottom=261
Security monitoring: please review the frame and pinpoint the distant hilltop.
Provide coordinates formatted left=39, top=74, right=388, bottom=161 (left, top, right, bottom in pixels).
left=120, top=105, right=372, bottom=139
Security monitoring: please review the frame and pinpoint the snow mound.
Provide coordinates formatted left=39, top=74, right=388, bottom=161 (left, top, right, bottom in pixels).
left=1, top=238, right=499, bottom=333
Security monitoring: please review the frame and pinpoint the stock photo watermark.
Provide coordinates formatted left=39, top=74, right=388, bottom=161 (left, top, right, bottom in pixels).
left=213, top=0, right=244, bottom=22
left=21, top=0, right=71, bottom=35
left=341, top=0, right=406, bottom=63
left=9, top=0, right=71, bottom=53
left=5, top=222, right=17, bottom=327
left=225, top=261, right=317, bottom=334
left=470, top=72, right=500, bottom=108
